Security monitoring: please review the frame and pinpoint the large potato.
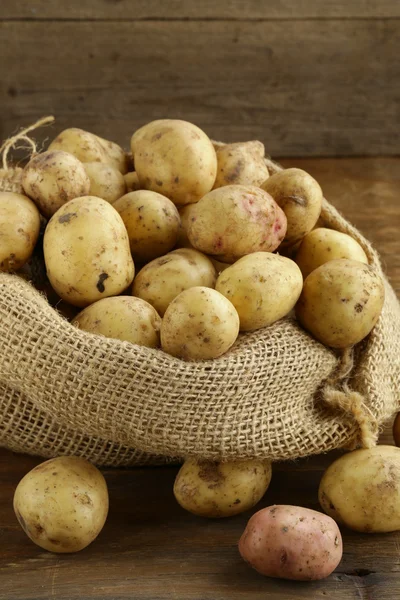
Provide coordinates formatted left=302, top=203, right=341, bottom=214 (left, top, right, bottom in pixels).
left=0, top=192, right=40, bottom=271
left=132, top=248, right=217, bottom=316
left=44, top=196, right=135, bottom=307
left=295, top=259, right=385, bottom=347
left=216, top=253, right=303, bottom=331
left=187, top=185, right=287, bottom=263
left=261, top=168, right=322, bottom=246
left=295, top=228, right=368, bottom=278
left=213, top=141, right=269, bottom=189
left=239, top=505, right=342, bottom=580
left=113, top=190, right=180, bottom=263
left=13, top=456, right=108, bottom=553
left=83, top=162, right=126, bottom=204
left=161, top=286, right=239, bottom=360
left=319, top=446, right=400, bottom=533
left=131, top=119, right=217, bottom=206
left=72, top=296, right=161, bottom=347
left=174, top=459, right=272, bottom=518
left=22, top=150, right=90, bottom=217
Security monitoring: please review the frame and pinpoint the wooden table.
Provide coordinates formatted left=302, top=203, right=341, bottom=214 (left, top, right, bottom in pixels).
left=1, top=157, right=399, bottom=599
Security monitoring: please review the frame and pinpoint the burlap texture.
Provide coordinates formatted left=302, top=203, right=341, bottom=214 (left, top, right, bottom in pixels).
left=0, top=154, right=399, bottom=467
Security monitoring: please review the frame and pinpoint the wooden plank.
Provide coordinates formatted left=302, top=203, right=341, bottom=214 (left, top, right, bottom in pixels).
left=3, top=0, right=400, bottom=20
left=1, top=20, right=399, bottom=157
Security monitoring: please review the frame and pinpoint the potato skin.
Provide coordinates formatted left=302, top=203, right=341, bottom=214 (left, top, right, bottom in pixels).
left=174, top=459, right=272, bottom=518
left=113, top=190, right=181, bottom=263
left=131, top=119, right=217, bottom=206
left=94, top=133, right=129, bottom=174
left=83, top=162, right=126, bottom=204
left=161, top=286, right=239, bottom=360
left=239, top=505, right=342, bottom=580
left=44, top=196, right=135, bottom=307
left=216, top=253, right=303, bottom=331
left=295, top=259, right=385, bottom=348
left=124, top=172, right=141, bottom=193
left=175, top=204, right=196, bottom=250
left=261, top=168, right=322, bottom=246
left=13, top=456, right=108, bottom=553
left=295, top=228, right=368, bottom=278
left=72, top=296, right=161, bottom=347
left=187, top=185, right=287, bottom=263
left=22, top=150, right=90, bottom=217
left=0, top=192, right=40, bottom=271
left=319, top=446, right=400, bottom=533
left=133, top=248, right=217, bottom=316
left=213, top=141, right=269, bottom=189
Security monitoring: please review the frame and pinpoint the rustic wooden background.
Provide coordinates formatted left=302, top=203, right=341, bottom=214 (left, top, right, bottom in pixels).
left=0, top=1, right=399, bottom=156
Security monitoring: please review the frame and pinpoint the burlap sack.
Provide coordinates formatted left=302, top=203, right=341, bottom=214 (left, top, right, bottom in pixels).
left=0, top=125, right=399, bottom=467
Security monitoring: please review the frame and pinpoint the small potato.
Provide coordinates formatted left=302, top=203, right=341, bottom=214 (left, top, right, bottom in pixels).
left=261, top=168, right=322, bottom=246
left=22, top=151, right=90, bottom=217
left=83, top=162, right=126, bottom=204
left=175, top=205, right=196, bottom=249
left=296, top=259, right=385, bottom=347
left=44, top=196, right=135, bottom=307
left=208, top=256, right=231, bottom=274
left=13, top=456, right=108, bottom=553
left=133, top=248, right=217, bottom=316
left=131, top=119, right=217, bottom=206
left=72, top=296, right=161, bottom=347
left=0, top=192, right=41, bottom=271
left=239, top=505, right=342, bottom=581
left=113, top=190, right=180, bottom=263
left=393, top=413, right=400, bottom=447
left=49, top=128, right=109, bottom=165
left=187, top=185, right=287, bottom=263
left=213, top=141, right=269, bottom=188
left=161, top=286, right=239, bottom=360
left=124, top=172, right=141, bottom=193
left=296, top=228, right=368, bottom=278
left=94, top=133, right=129, bottom=174
left=216, top=253, right=303, bottom=331
left=319, top=446, right=400, bottom=533
left=174, top=458, right=272, bottom=518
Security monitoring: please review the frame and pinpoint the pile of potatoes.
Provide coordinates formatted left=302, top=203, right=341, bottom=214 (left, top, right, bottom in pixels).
left=0, top=118, right=385, bottom=359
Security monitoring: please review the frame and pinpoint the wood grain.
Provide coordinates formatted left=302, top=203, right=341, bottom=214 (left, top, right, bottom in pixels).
left=1, top=19, right=399, bottom=157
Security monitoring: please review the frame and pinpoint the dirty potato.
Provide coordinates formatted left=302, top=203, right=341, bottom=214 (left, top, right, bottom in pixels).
left=124, top=171, right=141, bottom=193
left=239, top=505, right=342, bottom=580
left=187, top=185, right=287, bottom=263
left=83, top=162, right=126, bottom=204
left=216, top=253, right=303, bottom=331
left=174, top=458, right=272, bottom=518
left=94, top=133, right=129, bottom=174
left=72, top=296, right=161, bottom=347
left=213, top=141, right=270, bottom=188
left=133, top=248, right=217, bottom=316
left=161, top=286, right=239, bottom=360
left=113, top=190, right=181, bottom=263
left=44, top=196, right=135, bottom=307
left=13, top=456, right=108, bottom=553
left=22, top=150, right=90, bottom=217
left=0, top=192, right=41, bottom=271
left=131, top=119, right=217, bottom=206
left=295, top=259, right=385, bottom=347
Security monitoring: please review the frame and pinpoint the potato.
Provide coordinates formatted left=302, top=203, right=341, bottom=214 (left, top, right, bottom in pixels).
left=13, top=456, right=108, bottom=553
left=239, top=505, right=342, bottom=580
left=113, top=190, right=180, bottom=263
left=94, top=133, right=129, bottom=174
left=161, top=286, right=239, bottom=360
left=22, top=150, right=90, bottom=218
left=175, top=205, right=196, bottom=249
left=296, top=259, right=385, bottom=347
left=174, top=458, right=272, bottom=518
left=393, top=413, right=400, bottom=447
left=216, top=253, right=303, bottom=331
left=0, top=192, right=40, bottom=271
left=83, top=162, right=126, bottom=204
left=131, top=119, right=217, bottom=206
left=133, top=248, right=217, bottom=316
left=72, top=296, right=161, bottom=347
left=213, top=141, right=269, bottom=189
left=296, top=228, right=368, bottom=278
left=319, top=446, right=400, bottom=533
left=124, top=171, right=141, bottom=193
left=261, top=168, right=322, bottom=246
left=44, top=196, right=135, bottom=307
left=208, top=256, right=231, bottom=274
left=187, top=185, right=287, bottom=263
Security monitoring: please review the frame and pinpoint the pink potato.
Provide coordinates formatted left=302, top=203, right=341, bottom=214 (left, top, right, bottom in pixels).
left=186, top=185, right=287, bottom=263
left=239, top=505, right=343, bottom=581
